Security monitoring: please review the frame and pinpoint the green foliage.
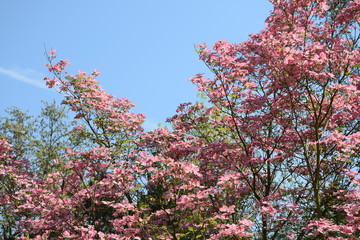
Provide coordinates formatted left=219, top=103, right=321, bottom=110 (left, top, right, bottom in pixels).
left=0, top=100, right=90, bottom=239
left=0, top=107, right=36, bottom=162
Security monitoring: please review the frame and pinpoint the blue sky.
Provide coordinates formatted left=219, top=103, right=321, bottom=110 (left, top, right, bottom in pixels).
left=0, top=1, right=272, bottom=130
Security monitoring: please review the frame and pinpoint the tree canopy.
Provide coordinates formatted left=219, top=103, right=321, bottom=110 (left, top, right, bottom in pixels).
left=0, top=0, right=359, bottom=239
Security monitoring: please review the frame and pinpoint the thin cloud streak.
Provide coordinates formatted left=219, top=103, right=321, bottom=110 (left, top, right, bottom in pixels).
left=0, top=66, right=47, bottom=89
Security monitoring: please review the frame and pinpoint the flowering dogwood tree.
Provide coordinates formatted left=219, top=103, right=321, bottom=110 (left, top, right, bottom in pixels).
left=0, top=0, right=359, bottom=239
left=173, top=0, right=360, bottom=238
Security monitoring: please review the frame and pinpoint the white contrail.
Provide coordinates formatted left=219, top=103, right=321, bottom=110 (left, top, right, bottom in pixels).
left=0, top=66, right=47, bottom=89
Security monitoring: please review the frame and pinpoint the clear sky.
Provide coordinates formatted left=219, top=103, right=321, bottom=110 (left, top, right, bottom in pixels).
left=0, top=0, right=272, bottom=130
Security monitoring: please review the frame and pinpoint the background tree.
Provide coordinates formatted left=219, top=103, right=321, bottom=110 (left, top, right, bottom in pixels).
left=0, top=101, right=89, bottom=239
left=0, top=101, right=89, bottom=176
left=31, top=100, right=91, bottom=177
left=0, top=108, right=36, bottom=162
